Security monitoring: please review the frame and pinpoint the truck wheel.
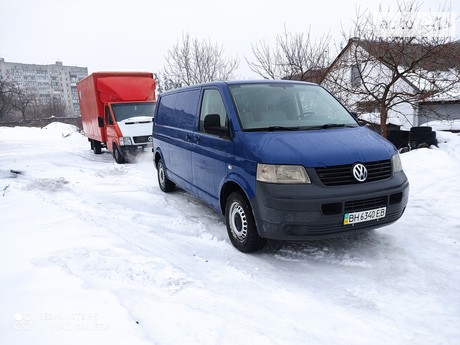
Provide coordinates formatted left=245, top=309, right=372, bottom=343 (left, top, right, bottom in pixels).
left=113, top=144, right=125, bottom=164
left=157, top=159, right=175, bottom=192
left=92, top=140, right=102, bottom=154
left=225, top=192, right=266, bottom=253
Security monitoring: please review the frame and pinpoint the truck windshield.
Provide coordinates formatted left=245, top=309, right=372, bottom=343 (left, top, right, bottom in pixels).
left=111, top=102, right=156, bottom=122
left=229, top=83, right=358, bottom=131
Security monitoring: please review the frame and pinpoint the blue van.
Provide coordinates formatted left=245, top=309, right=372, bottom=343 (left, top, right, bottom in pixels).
left=152, top=81, right=409, bottom=252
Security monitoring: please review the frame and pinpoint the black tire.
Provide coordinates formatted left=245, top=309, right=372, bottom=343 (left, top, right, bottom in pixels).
left=410, top=131, right=436, bottom=142
left=410, top=126, right=432, bottom=134
left=92, top=140, right=102, bottom=154
left=387, top=130, right=409, bottom=140
left=386, top=130, right=409, bottom=149
left=410, top=131, right=437, bottom=149
left=225, top=192, right=266, bottom=253
left=399, top=146, right=410, bottom=153
left=410, top=139, right=438, bottom=149
left=417, top=142, right=430, bottom=149
left=157, top=159, right=175, bottom=192
left=113, top=144, right=125, bottom=164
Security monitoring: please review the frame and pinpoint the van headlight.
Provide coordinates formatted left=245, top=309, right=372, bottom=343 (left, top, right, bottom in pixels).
left=119, top=137, right=132, bottom=146
left=392, top=153, right=403, bottom=173
left=257, top=164, right=311, bottom=184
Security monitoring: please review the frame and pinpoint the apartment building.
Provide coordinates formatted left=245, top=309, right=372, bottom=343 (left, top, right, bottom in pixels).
left=0, top=58, right=88, bottom=116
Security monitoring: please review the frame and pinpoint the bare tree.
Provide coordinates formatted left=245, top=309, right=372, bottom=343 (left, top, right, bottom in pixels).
left=0, top=75, right=37, bottom=122
left=0, top=76, right=16, bottom=121
left=1, top=73, right=72, bottom=124
left=323, top=0, right=460, bottom=136
left=247, top=26, right=331, bottom=81
left=162, top=32, right=239, bottom=90
left=9, top=84, right=36, bottom=122
left=31, top=97, right=70, bottom=119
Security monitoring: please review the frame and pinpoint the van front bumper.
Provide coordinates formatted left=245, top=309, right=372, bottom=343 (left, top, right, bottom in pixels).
left=251, top=174, right=409, bottom=240
left=120, top=143, right=152, bottom=155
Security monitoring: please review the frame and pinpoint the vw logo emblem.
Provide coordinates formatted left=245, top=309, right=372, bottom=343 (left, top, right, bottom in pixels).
left=148, top=136, right=153, bottom=142
left=352, top=163, right=368, bottom=182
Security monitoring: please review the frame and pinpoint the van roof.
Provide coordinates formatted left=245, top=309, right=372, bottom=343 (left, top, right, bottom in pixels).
left=159, top=80, right=319, bottom=95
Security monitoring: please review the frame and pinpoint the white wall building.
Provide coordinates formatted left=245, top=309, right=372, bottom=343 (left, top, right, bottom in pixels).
left=0, top=58, right=88, bottom=116
left=321, top=39, right=460, bottom=130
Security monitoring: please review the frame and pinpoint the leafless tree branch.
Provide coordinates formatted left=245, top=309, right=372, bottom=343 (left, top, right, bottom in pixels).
left=161, top=32, right=239, bottom=90
left=246, top=25, right=331, bottom=81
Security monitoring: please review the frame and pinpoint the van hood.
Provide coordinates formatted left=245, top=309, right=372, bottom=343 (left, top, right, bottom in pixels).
left=117, top=116, right=153, bottom=139
left=237, top=127, right=395, bottom=167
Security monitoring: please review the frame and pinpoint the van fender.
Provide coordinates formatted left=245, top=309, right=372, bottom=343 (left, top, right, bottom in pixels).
left=219, top=172, right=255, bottom=215
left=106, top=125, right=121, bottom=153
left=153, top=147, right=164, bottom=167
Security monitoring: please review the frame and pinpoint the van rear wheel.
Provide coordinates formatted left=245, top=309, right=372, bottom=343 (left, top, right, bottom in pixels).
left=225, top=192, right=266, bottom=253
left=92, top=139, right=102, bottom=154
left=157, top=159, right=175, bottom=192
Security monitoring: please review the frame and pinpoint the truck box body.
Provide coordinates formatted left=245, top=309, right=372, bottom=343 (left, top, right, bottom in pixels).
left=77, top=72, right=156, bottom=163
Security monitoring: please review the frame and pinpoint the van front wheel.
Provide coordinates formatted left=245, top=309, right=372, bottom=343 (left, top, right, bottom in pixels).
left=113, top=144, right=125, bottom=164
left=225, top=192, right=266, bottom=253
left=157, top=159, right=175, bottom=192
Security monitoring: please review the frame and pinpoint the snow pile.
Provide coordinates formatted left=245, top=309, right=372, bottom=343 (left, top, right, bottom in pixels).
left=422, top=119, right=460, bottom=132
left=43, top=122, right=81, bottom=137
left=0, top=124, right=459, bottom=345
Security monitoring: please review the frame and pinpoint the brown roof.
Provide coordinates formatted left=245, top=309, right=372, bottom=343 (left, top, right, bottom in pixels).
left=283, top=68, right=328, bottom=84
left=357, top=39, right=460, bottom=71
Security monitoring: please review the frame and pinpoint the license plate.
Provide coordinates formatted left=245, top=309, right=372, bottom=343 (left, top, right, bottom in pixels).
left=343, top=207, right=386, bottom=225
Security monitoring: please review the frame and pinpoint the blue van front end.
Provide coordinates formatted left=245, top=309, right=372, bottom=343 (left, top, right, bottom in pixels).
left=236, top=127, right=409, bottom=240
left=252, top=169, right=408, bottom=240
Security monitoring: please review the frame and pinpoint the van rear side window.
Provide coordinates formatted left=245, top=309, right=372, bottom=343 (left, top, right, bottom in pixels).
left=155, top=93, right=177, bottom=126
left=156, top=90, right=200, bottom=131
left=176, top=90, right=200, bottom=131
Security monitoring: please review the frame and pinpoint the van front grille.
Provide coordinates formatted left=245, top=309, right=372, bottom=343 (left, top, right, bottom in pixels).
left=315, top=160, right=392, bottom=186
left=344, top=196, right=388, bottom=213
left=133, top=135, right=152, bottom=144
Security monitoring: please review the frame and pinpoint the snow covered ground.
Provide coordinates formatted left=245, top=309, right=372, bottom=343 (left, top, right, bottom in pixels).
left=1, top=123, right=459, bottom=345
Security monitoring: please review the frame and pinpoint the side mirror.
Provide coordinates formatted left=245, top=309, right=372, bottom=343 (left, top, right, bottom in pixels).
left=98, top=116, right=104, bottom=128
left=204, top=114, right=227, bottom=136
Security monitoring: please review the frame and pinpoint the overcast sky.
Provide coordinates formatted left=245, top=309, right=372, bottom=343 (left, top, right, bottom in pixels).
left=0, top=0, right=458, bottom=78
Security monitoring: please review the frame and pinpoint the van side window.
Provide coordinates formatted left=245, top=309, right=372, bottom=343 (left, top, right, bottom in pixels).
left=200, top=89, right=228, bottom=134
left=175, top=90, right=200, bottom=131
left=105, top=105, right=113, bottom=125
left=155, top=94, right=177, bottom=126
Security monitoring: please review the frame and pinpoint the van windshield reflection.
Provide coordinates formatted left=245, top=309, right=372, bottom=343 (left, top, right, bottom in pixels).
left=229, top=83, right=358, bottom=131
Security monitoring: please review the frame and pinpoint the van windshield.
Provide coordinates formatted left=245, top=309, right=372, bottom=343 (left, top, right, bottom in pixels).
left=111, top=102, right=156, bottom=122
left=229, top=83, right=358, bottom=131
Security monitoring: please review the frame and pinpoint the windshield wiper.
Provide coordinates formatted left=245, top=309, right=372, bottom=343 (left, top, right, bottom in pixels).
left=307, top=123, right=357, bottom=130
left=246, top=126, right=300, bottom=132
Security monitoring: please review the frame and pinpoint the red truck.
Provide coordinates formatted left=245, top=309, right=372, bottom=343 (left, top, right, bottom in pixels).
left=77, top=72, right=156, bottom=163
